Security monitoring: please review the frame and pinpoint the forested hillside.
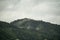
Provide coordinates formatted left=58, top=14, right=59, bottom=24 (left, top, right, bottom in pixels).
left=0, top=18, right=60, bottom=40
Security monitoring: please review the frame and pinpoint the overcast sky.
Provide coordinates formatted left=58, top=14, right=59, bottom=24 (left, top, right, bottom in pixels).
left=0, top=0, right=60, bottom=24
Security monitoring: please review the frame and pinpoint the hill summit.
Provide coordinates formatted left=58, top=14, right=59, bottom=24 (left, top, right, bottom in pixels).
left=10, top=18, right=60, bottom=40
left=0, top=18, right=60, bottom=40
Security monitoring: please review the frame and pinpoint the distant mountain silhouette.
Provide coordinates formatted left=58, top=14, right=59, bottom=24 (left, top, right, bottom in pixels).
left=10, top=18, right=60, bottom=40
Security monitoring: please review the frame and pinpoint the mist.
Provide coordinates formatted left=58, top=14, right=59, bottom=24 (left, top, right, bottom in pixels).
left=0, top=0, right=60, bottom=24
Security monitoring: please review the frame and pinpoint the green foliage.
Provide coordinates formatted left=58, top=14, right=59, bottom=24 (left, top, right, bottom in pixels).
left=0, top=21, right=17, bottom=40
left=10, top=18, right=60, bottom=40
left=0, top=18, right=60, bottom=40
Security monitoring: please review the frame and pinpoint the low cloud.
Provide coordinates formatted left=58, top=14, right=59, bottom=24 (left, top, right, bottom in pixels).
left=0, top=0, right=60, bottom=24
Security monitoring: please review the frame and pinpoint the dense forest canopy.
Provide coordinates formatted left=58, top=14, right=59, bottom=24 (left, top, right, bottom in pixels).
left=0, top=18, right=60, bottom=40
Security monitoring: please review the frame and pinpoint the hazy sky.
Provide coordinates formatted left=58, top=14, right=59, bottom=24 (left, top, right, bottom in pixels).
left=0, top=0, right=60, bottom=24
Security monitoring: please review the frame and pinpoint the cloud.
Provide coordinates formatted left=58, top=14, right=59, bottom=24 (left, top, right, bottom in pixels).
left=0, top=0, right=60, bottom=24
left=0, top=0, right=20, bottom=11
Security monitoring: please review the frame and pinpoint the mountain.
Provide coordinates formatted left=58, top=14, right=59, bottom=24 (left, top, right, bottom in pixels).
left=0, top=18, right=60, bottom=40
left=10, top=18, right=60, bottom=40
left=0, top=21, right=17, bottom=40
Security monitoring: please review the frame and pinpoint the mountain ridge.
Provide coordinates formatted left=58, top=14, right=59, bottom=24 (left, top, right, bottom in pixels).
left=10, top=18, right=60, bottom=26
left=0, top=18, right=60, bottom=40
left=10, top=18, right=60, bottom=40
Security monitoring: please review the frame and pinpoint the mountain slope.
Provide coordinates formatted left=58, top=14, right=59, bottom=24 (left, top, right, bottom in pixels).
left=10, top=18, right=60, bottom=40
left=0, top=21, right=17, bottom=40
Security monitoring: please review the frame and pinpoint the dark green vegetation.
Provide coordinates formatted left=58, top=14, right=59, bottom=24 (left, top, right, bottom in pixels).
left=0, top=18, right=60, bottom=40
left=0, top=21, right=17, bottom=40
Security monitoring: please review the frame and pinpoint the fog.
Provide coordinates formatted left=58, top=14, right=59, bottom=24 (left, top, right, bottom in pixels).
left=0, top=0, right=60, bottom=24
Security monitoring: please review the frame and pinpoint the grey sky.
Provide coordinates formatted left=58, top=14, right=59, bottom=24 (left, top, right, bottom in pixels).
left=0, top=0, right=60, bottom=24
